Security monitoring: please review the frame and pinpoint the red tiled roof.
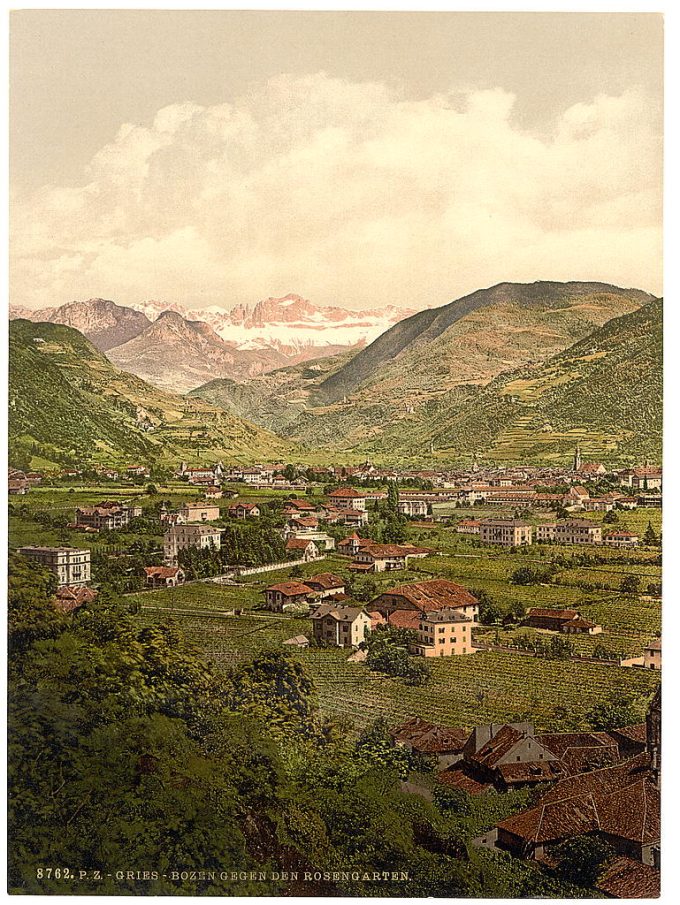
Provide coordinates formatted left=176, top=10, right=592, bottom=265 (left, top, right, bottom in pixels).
left=266, top=581, right=314, bottom=596
left=526, top=608, right=579, bottom=621
left=437, top=764, right=493, bottom=796
left=596, top=857, right=660, bottom=899
left=286, top=537, right=317, bottom=551
left=378, top=579, right=477, bottom=613
left=471, top=725, right=525, bottom=768
left=328, top=486, right=365, bottom=498
left=52, top=586, right=98, bottom=613
left=144, top=566, right=182, bottom=579
left=386, top=610, right=422, bottom=630
left=304, top=572, right=345, bottom=591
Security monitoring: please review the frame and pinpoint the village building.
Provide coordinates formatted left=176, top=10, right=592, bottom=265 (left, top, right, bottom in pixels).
left=8, top=469, right=30, bottom=494
left=327, top=486, right=367, bottom=511
left=535, top=523, right=556, bottom=542
left=554, top=518, right=602, bottom=545
left=337, top=533, right=372, bottom=556
left=163, top=525, right=222, bottom=564
left=126, top=465, right=150, bottom=478
left=204, top=486, right=223, bottom=500
left=398, top=499, right=428, bottom=518
left=52, top=585, right=98, bottom=614
left=228, top=502, right=261, bottom=519
left=619, top=466, right=662, bottom=491
left=282, top=498, right=317, bottom=516
left=265, top=581, right=315, bottom=612
left=643, top=638, right=661, bottom=670
left=177, top=502, right=221, bottom=522
left=349, top=542, right=431, bottom=573
left=478, top=518, right=533, bottom=547
left=285, top=537, right=321, bottom=562
left=410, top=608, right=475, bottom=658
left=303, top=573, right=346, bottom=599
left=282, top=635, right=310, bottom=648
left=604, top=530, right=640, bottom=549
left=18, top=546, right=91, bottom=587
left=562, top=485, right=590, bottom=508
left=370, top=579, right=478, bottom=628
left=144, top=565, right=186, bottom=588
left=311, top=604, right=371, bottom=648
left=337, top=508, right=370, bottom=527
left=390, top=717, right=469, bottom=770
left=75, top=502, right=139, bottom=531
left=455, top=518, right=481, bottom=535
left=524, top=608, right=602, bottom=635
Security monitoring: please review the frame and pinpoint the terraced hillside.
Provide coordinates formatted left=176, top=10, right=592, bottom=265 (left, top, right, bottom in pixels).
left=357, top=298, right=662, bottom=465
left=9, top=319, right=293, bottom=469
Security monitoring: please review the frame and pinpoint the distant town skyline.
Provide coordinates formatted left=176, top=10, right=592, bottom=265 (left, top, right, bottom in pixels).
left=10, top=10, right=663, bottom=312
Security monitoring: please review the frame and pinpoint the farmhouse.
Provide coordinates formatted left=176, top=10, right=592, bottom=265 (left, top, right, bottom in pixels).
left=479, top=518, right=533, bottom=547
left=282, top=498, right=317, bottom=516
left=327, top=486, right=367, bottom=511
left=265, top=581, right=315, bottom=612
left=464, top=724, right=563, bottom=790
left=349, top=542, right=431, bottom=573
left=178, top=502, right=220, bottom=522
left=144, top=565, right=185, bottom=588
left=311, top=604, right=371, bottom=648
left=409, top=609, right=475, bottom=658
left=285, top=537, right=321, bottom=561
left=524, top=608, right=602, bottom=635
left=18, top=546, right=91, bottom=587
left=228, top=503, right=261, bottom=519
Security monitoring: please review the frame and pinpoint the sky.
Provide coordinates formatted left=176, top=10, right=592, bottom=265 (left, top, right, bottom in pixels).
left=9, top=10, right=663, bottom=312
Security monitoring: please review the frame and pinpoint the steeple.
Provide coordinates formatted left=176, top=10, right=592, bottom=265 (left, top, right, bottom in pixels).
left=573, top=444, right=582, bottom=472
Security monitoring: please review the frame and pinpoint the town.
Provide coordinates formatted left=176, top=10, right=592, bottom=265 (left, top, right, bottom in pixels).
left=8, top=446, right=661, bottom=896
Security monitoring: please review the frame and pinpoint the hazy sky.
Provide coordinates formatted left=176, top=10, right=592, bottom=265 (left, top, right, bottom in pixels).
left=10, top=11, right=663, bottom=311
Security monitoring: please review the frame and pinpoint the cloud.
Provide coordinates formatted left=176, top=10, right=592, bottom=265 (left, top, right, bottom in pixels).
left=10, top=74, right=662, bottom=311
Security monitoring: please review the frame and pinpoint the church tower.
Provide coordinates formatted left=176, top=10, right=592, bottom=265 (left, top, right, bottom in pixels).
left=573, top=444, right=582, bottom=472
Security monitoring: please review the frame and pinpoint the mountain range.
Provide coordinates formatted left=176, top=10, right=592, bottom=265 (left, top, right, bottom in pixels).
left=9, top=294, right=413, bottom=392
left=9, top=281, right=661, bottom=470
left=190, top=281, right=656, bottom=458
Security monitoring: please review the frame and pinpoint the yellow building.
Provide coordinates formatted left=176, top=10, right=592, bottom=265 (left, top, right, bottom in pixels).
left=410, top=608, right=475, bottom=658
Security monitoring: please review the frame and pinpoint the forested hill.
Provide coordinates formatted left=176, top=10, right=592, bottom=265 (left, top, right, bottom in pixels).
left=8, top=319, right=292, bottom=469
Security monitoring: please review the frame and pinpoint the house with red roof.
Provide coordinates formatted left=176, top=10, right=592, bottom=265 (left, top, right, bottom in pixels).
left=264, top=581, right=316, bottom=612
left=144, top=566, right=185, bottom=588
left=327, top=486, right=367, bottom=511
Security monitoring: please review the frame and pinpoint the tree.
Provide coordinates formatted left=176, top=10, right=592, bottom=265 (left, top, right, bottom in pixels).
left=146, top=482, right=158, bottom=495
left=643, top=521, right=658, bottom=546
left=620, top=574, right=640, bottom=595
left=554, top=835, right=614, bottom=887
left=602, top=509, right=619, bottom=524
left=587, top=692, right=641, bottom=730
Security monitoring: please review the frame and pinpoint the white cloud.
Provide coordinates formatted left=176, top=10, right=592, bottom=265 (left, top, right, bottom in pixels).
left=10, top=74, right=662, bottom=312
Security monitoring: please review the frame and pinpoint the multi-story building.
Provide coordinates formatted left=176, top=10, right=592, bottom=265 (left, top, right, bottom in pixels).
left=311, top=604, right=371, bottom=648
left=18, top=546, right=91, bottom=587
left=643, top=638, right=661, bottom=671
left=479, top=519, right=533, bottom=547
left=177, top=502, right=221, bottom=522
left=535, top=523, right=557, bottom=542
left=398, top=499, right=428, bottom=518
left=603, top=530, right=640, bottom=549
left=327, top=486, right=367, bottom=511
left=163, top=525, right=222, bottom=564
left=410, top=608, right=475, bottom=658
left=554, top=519, right=602, bottom=545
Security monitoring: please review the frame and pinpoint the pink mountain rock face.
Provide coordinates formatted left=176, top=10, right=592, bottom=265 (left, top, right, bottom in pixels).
left=163, top=293, right=417, bottom=361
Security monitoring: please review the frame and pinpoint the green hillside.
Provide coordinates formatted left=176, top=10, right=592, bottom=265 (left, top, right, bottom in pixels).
left=356, top=298, right=662, bottom=465
left=9, top=320, right=293, bottom=470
